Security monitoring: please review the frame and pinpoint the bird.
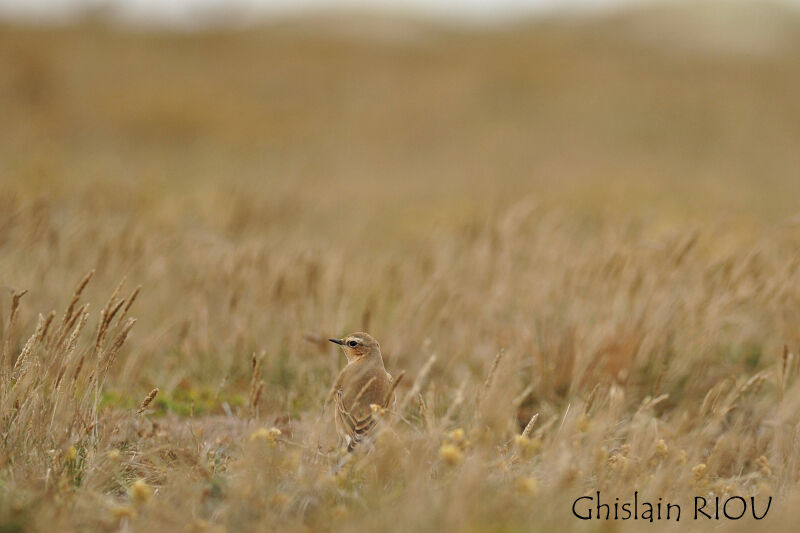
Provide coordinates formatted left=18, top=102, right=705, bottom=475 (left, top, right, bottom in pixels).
left=327, top=332, right=402, bottom=451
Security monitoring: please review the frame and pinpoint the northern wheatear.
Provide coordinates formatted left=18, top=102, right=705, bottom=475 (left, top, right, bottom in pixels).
left=328, top=332, right=401, bottom=451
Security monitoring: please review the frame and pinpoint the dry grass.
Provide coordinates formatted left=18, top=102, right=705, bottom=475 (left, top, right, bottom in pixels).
left=3, top=4, right=800, bottom=531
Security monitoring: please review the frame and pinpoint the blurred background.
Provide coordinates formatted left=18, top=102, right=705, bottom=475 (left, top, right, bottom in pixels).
left=3, top=0, right=800, bottom=232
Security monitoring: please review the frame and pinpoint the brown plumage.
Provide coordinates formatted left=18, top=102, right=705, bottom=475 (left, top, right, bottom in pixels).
left=328, top=332, right=400, bottom=451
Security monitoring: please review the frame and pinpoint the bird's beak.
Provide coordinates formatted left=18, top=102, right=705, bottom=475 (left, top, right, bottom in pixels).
left=328, top=338, right=344, bottom=346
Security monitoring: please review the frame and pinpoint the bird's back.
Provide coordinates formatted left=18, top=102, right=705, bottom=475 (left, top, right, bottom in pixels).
left=333, top=357, right=393, bottom=450
left=339, top=358, right=392, bottom=416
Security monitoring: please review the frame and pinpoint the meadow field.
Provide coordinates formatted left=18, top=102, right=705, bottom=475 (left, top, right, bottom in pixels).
left=2, top=4, right=800, bottom=531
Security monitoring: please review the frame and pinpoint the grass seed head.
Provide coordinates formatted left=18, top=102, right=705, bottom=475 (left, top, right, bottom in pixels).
left=439, top=443, right=464, bottom=466
left=692, top=463, right=707, bottom=481
left=130, top=479, right=153, bottom=505
left=514, top=477, right=539, bottom=496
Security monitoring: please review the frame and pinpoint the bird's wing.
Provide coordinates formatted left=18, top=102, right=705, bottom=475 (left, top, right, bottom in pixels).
left=335, top=389, right=377, bottom=451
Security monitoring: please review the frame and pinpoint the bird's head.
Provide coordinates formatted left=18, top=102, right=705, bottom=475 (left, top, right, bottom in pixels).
left=329, top=332, right=380, bottom=362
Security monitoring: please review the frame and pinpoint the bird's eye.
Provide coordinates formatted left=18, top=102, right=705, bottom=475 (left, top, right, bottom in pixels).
left=348, top=340, right=358, bottom=347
